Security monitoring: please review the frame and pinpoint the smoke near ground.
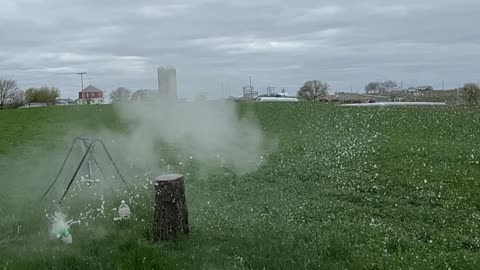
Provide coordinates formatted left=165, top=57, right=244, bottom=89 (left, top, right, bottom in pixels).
left=114, top=99, right=271, bottom=175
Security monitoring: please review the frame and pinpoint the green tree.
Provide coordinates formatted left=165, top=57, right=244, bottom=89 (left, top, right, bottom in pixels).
left=297, top=80, right=329, bottom=101
left=462, top=83, right=480, bottom=106
left=110, top=87, right=131, bottom=103
left=25, top=86, right=60, bottom=105
left=0, top=79, right=18, bottom=109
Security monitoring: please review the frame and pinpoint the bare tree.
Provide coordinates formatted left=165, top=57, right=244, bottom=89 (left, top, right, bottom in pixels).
left=365, top=82, right=383, bottom=94
left=8, top=89, right=25, bottom=108
left=110, top=87, right=132, bottom=103
left=297, top=80, right=329, bottom=101
left=383, top=80, right=398, bottom=91
left=0, top=79, right=18, bottom=109
left=365, top=81, right=398, bottom=94
left=462, top=83, right=480, bottom=106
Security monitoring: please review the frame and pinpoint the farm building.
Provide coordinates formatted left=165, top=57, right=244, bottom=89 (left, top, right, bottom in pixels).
left=55, top=98, right=76, bottom=106
left=131, top=89, right=158, bottom=102
left=18, top=102, right=48, bottom=109
left=321, top=92, right=389, bottom=103
left=415, top=86, right=434, bottom=91
left=77, top=85, right=104, bottom=105
left=255, top=97, right=299, bottom=102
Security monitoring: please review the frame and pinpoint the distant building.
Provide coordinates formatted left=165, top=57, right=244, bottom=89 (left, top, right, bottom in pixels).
left=157, top=66, right=177, bottom=100
left=77, top=85, right=104, bottom=105
left=406, top=87, right=417, bottom=93
left=327, top=92, right=389, bottom=103
left=256, top=97, right=299, bottom=102
left=277, top=88, right=289, bottom=97
left=18, top=102, right=48, bottom=109
left=415, top=86, right=433, bottom=91
left=405, top=86, right=434, bottom=92
left=131, top=89, right=158, bottom=102
left=56, top=98, right=77, bottom=106
left=390, top=87, right=402, bottom=91
left=242, top=86, right=258, bottom=99
left=366, top=88, right=381, bottom=95
left=365, top=87, right=398, bottom=95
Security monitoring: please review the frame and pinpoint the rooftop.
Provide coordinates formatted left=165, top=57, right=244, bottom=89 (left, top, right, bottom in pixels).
left=79, top=85, right=103, bottom=93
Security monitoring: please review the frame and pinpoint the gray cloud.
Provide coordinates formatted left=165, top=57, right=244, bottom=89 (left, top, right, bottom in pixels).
left=1, top=0, right=480, bottom=98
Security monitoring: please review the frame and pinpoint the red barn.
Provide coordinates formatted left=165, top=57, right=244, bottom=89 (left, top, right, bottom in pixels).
left=77, top=85, right=104, bottom=105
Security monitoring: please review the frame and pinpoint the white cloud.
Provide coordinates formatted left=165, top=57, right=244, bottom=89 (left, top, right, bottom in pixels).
left=191, top=36, right=308, bottom=54
left=221, top=40, right=308, bottom=54
left=136, top=4, right=193, bottom=17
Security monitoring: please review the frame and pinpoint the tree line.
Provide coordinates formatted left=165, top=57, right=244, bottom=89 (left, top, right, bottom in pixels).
left=0, top=79, right=60, bottom=109
left=365, top=80, right=400, bottom=94
left=295, top=79, right=480, bottom=106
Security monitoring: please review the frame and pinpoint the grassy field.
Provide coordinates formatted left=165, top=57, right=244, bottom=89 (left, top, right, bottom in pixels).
left=1, top=103, right=480, bottom=269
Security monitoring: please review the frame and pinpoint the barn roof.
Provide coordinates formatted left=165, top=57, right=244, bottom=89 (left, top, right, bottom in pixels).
left=80, top=85, right=103, bottom=93
left=132, top=89, right=157, bottom=96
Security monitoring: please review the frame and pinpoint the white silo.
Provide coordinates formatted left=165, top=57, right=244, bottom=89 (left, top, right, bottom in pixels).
left=157, top=66, right=177, bottom=100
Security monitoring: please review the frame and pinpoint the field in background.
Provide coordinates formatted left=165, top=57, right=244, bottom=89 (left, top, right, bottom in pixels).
left=1, top=104, right=480, bottom=269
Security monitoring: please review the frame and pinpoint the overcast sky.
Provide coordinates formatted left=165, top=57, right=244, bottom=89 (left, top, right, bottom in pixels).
left=1, top=0, right=480, bottom=99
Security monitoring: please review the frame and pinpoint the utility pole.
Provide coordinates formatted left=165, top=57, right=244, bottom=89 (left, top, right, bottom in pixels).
left=76, top=72, right=86, bottom=90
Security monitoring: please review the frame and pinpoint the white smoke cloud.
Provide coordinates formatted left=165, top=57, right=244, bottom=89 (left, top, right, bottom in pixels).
left=114, top=99, right=271, bottom=175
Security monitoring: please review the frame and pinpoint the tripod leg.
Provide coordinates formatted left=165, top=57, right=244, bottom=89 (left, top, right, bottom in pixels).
left=41, top=137, right=81, bottom=201
left=59, top=142, right=94, bottom=203
left=80, top=139, right=94, bottom=180
left=96, top=139, right=132, bottom=195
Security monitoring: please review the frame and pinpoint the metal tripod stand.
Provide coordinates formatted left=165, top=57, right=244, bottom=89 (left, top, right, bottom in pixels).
left=41, top=137, right=132, bottom=203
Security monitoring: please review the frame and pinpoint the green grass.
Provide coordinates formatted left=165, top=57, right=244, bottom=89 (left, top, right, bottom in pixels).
left=1, top=103, right=480, bottom=269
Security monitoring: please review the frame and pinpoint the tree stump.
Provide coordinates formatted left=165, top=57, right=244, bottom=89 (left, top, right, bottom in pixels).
left=153, top=174, right=189, bottom=241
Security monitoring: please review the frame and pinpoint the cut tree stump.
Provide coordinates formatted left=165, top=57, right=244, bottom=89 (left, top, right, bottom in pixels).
left=153, top=174, right=189, bottom=241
